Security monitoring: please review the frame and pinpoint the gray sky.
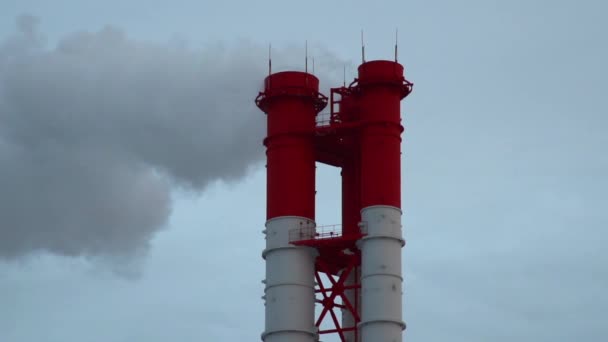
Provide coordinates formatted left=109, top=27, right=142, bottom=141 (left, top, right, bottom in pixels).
left=1, top=0, right=607, bottom=341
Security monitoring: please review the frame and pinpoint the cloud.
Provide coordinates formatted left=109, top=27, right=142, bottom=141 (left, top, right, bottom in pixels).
left=0, top=15, right=343, bottom=260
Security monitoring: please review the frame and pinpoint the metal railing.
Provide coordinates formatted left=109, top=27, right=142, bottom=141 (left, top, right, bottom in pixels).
left=316, top=112, right=331, bottom=127
left=289, top=224, right=342, bottom=243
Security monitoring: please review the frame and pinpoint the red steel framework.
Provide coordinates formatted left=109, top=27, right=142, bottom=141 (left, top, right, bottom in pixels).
left=257, top=59, right=413, bottom=342
left=290, top=224, right=364, bottom=341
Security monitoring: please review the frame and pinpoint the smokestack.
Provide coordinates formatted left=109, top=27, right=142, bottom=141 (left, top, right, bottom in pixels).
left=255, top=56, right=413, bottom=342
left=357, top=60, right=410, bottom=342
left=256, top=71, right=327, bottom=342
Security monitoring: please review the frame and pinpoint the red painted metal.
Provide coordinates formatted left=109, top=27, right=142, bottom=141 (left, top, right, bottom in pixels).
left=340, top=110, right=361, bottom=342
left=256, top=71, right=327, bottom=219
left=357, top=60, right=412, bottom=208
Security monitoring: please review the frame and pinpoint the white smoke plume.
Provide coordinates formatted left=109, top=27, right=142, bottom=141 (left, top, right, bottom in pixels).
left=0, top=15, right=343, bottom=260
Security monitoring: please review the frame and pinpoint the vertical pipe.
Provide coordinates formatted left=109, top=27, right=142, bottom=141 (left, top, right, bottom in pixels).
left=256, top=72, right=326, bottom=342
left=357, top=61, right=409, bottom=342
left=341, top=156, right=361, bottom=342
left=341, top=157, right=360, bottom=237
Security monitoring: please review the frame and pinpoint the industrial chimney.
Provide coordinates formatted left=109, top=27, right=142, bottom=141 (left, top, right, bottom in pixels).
left=256, top=56, right=413, bottom=342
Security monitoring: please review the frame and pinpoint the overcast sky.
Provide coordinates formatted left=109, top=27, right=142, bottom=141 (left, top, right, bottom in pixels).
left=1, top=0, right=607, bottom=341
